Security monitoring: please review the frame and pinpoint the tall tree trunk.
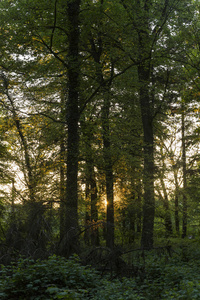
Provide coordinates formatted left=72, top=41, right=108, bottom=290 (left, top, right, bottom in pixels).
left=128, top=178, right=136, bottom=243
left=136, top=179, right=142, bottom=233
left=90, top=167, right=99, bottom=246
left=102, top=94, right=114, bottom=249
left=64, top=0, right=81, bottom=256
left=86, top=148, right=99, bottom=246
left=84, top=171, right=90, bottom=245
left=175, top=192, right=180, bottom=234
left=181, top=108, right=187, bottom=238
left=59, top=93, right=66, bottom=242
left=11, top=178, right=16, bottom=218
left=89, top=30, right=115, bottom=249
left=138, top=65, right=155, bottom=250
left=81, top=117, right=100, bottom=246
left=119, top=0, right=176, bottom=250
left=173, top=167, right=180, bottom=234
left=59, top=133, right=65, bottom=241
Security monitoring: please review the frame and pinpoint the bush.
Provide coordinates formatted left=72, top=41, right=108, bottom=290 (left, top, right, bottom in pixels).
left=2, top=243, right=200, bottom=299
left=0, top=255, right=100, bottom=299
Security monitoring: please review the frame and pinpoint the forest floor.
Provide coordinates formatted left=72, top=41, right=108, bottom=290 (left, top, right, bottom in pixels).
left=1, top=238, right=200, bottom=299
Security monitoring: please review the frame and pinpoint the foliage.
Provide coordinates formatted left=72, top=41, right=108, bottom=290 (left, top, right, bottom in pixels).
left=0, top=255, right=100, bottom=299
left=2, top=244, right=200, bottom=299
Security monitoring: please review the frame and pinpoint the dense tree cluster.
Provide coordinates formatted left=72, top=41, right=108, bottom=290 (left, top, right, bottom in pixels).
left=0, top=0, right=200, bottom=261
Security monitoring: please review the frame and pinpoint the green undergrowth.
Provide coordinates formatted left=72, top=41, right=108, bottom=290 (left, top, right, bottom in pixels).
left=1, top=241, right=200, bottom=299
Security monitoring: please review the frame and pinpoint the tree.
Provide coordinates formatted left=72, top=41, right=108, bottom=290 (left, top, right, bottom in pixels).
left=62, top=0, right=81, bottom=256
left=80, top=117, right=100, bottom=246
left=0, top=0, right=199, bottom=260
left=181, top=105, right=187, bottom=238
left=117, top=0, right=196, bottom=248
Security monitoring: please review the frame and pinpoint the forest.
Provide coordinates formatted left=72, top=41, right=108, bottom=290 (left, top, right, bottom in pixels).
left=1, top=0, right=200, bottom=299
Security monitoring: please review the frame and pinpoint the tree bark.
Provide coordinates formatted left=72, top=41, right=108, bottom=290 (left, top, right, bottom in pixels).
left=102, top=94, right=114, bottom=249
left=172, top=165, right=180, bottom=235
left=136, top=179, right=142, bottom=233
left=84, top=128, right=100, bottom=246
left=64, top=0, right=81, bottom=256
left=59, top=133, right=65, bottom=241
left=181, top=108, right=187, bottom=238
left=89, top=29, right=115, bottom=249
left=138, top=65, right=155, bottom=250
left=90, top=167, right=99, bottom=246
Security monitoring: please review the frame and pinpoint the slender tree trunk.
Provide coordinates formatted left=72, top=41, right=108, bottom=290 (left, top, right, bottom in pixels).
left=90, top=168, right=99, bottom=246
left=102, top=94, right=114, bottom=249
left=59, top=93, right=66, bottom=242
left=84, top=172, right=90, bottom=245
left=59, top=134, right=65, bottom=241
left=86, top=153, right=99, bottom=246
left=136, top=179, right=142, bottom=233
left=82, top=117, right=100, bottom=246
left=84, top=211, right=90, bottom=245
left=64, top=0, right=81, bottom=256
left=175, top=192, right=180, bottom=234
left=173, top=169, right=180, bottom=234
left=89, top=30, right=115, bottom=249
left=128, top=178, right=135, bottom=243
left=11, top=178, right=16, bottom=218
left=138, top=65, right=155, bottom=250
left=181, top=108, right=187, bottom=238
left=84, top=165, right=91, bottom=245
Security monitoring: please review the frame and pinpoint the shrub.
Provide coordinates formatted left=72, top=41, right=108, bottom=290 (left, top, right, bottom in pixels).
left=2, top=243, right=200, bottom=299
left=0, top=255, right=100, bottom=299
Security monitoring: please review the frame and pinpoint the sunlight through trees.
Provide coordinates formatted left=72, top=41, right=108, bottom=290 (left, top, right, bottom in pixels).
left=0, top=0, right=200, bottom=261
